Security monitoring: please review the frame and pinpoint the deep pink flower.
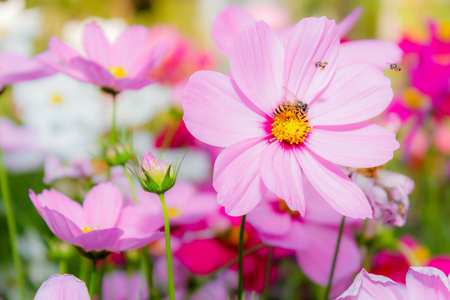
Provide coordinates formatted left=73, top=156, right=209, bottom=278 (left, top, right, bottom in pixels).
left=183, top=17, right=399, bottom=218
left=34, top=274, right=89, bottom=300
left=336, top=267, right=450, bottom=299
left=211, top=6, right=402, bottom=69
left=0, top=52, right=54, bottom=91
left=40, top=22, right=167, bottom=93
left=29, top=182, right=164, bottom=253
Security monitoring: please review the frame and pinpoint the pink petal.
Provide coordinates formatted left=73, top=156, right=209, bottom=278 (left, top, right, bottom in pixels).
left=284, top=17, right=340, bottom=104
left=132, top=43, right=168, bottom=77
left=112, top=232, right=164, bottom=252
left=259, top=142, right=306, bottom=214
left=260, top=221, right=309, bottom=250
left=39, top=207, right=83, bottom=244
left=113, top=77, right=154, bottom=91
left=305, top=123, right=399, bottom=168
left=296, top=223, right=361, bottom=286
left=34, top=274, right=90, bottom=300
left=338, top=40, right=404, bottom=69
left=229, top=20, right=285, bottom=116
left=211, top=6, right=254, bottom=56
left=83, top=182, right=123, bottom=229
left=246, top=198, right=292, bottom=236
left=112, top=25, right=151, bottom=71
left=337, top=7, right=362, bottom=37
left=336, top=269, right=407, bottom=299
left=30, top=189, right=85, bottom=228
left=70, top=57, right=115, bottom=88
left=406, top=267, right=450, bottom=300
left=48, top=37, right=80, bottom=66
left=35, top=52, right=88, bottom=83
left=73, top=228, right=123, bottom=252
left=296, top=147, right=372, bottom=219
left=183, top=71, right=266, bottom=147
left=213, top=137, right=268, bottom=216
left=82, top=22, right=111, bottom=68
left=308, top=64, right=393, bottom=126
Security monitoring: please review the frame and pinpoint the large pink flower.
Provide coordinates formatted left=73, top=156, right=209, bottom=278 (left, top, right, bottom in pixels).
left=40, top=22, right=167, bottom=93
left=211, top=6, right=403, bottom=69
left=29, top=182, right=164, bottom=253
left=336, top=267, right=450, bottom=299
left=183, top=17, right=399, bottom=218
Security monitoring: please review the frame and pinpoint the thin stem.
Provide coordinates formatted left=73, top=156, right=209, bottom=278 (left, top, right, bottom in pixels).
left=89, top=259, right=98, bottom=299
left=0, top=147, right=26, bottom=300
left=59, top=259, right=67, bottom=274
left=79, top=257, right=89, bottom=283
left=237, top=215, right=247, bottom=300
left=323, top=216, right=346, bottom=300
left=110, top=93, right=117, bottom=144
left=262, top=246, right=273, bottom=300
left=124, top=165, right=138, bottom=204
left=158, top=193, right=175, bottom=300
left=143, top=246, right=159, bottom=300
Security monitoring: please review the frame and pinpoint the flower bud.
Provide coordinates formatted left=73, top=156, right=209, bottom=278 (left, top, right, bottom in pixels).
left=105, top=143, right=133, bottom=166
left=136, top=151, right=183, bottom=194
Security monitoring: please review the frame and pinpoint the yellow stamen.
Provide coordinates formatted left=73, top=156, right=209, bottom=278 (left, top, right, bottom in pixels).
left=108, top=66, right=127, bottom=78
left=278, top=199, right=299, bottom=217
left=51, top=94, right=63, bottom=104
left=81, top=226, right=99, bottom=233
left=355, top=165, right=384, bottom=178
left=224, top=226, right=248, bottom=247
left=271, top=106, right=311, bottom=145
left=440, top=21, right=450, bottom=41
left=167, top=208, right=180, bottom=218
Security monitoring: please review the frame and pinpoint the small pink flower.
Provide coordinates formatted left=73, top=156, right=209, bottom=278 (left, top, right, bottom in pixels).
left=29, top=182, right=164, bottom=255
left=43, top=156, right=93, bottom=184
left=102, top=271, right=147, bottom=300
left=183, top=17, right=399, bottom=218
left=0, top=117, right=37, bottom=151
left=336, top=267, right=450, bottom=299
left=34, top=274, right=89, bottom=300
left=40, top=22, right=167, bottom=93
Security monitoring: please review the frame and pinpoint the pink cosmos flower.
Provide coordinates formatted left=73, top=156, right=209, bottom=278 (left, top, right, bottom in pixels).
left=34, top=274, right=89, bottom=300
left=183, top=17, right=399, bottom=218
left=336, top=267, right=450, bottom=299
left=211, top=6, right=402, bottom=69
left=40, top=22, right=167, bottom=93
left=102, top=271, right=147, bottom=300
left=0, top=52, right=54, bottom=91
left=247, top=184, right=361, bottom=287
left=0, top=117, right=38, bottom=151
left=29, top=182, right=164, bottom=254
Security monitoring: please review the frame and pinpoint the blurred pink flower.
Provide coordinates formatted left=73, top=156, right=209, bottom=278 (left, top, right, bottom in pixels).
left=29, top=182, right=164, bottom=255
left=40, top=22, right=167, bottom=93
left=102, top=271, right=147, bottom=300
left=211, top=6, right=402, bottom=69
left=247, top=184, right=361, bottom=287
left=336, top=267, right=450, bottom=299
left=183, top=17, right=398, bottom=218
left=0, top=117, right=38, bottom=151
left=0, top=52, right=53, bottom=91
left=34, top=274, right=89, bottom=300
left=43, top=156, right=93, bottom=184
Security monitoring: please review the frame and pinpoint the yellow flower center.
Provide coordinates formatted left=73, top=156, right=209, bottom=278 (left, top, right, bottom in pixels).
left=167, top=208, right=180, bottom=218
left=277, top=199, right=299, bottom=217
left=271, top=106, right=311, bottom=145
left=403, top=87, right=430, bottom=110
left=224, top=226, right=248, bottom=247
left=439, top=21, right=450, bottom=41
left=355, top=166, right=384, bottom=178
left=108, top=66, right=127, bottom=78
left=81, top=226, right=99, bottom=233
left=51, top=94, right=63, bottom=105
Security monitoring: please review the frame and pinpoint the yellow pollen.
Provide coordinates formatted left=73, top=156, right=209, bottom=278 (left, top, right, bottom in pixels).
left=224, top=227, right=248, bottom=247
left=51, top=94, right=63, bottom=104
left=271, top=106, right=311, bottom=145
left=355, top=165, right=384, bottom=178
left=278, top=199, right=299, bottom=217
left=440, top=21, right=450, bottom=41
left=108, top=66, right=127, bottom=78
left=81, top=226, right=99, bottom=233
left=167, top=208, right=180, bottom=218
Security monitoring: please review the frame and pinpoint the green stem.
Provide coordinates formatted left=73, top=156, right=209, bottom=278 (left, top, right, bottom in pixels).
left=143, top=246, right=159, bottom=300
left=262, top=246, right=273, bottom=300
left=323, top=216, right=346, bottom=300
left=158, top=193, right=175, bottom=300
left=0, top=147, right=26, bottom=300
left=79, top=257, right=89, bottom=283
left=89, top=259, right=98, bottom=299
left=124, top=165, right=138, bottom=204
left=110, top=93, right=117, bottom=144
left=237, top=215, right=247, bottom=300
left=59, top=260, right=67, bottom=274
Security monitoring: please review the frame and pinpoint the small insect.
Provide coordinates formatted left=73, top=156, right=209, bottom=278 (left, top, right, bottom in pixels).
left=389, top=63, right=402, bottom=72
left=273, top=88, right=309, bottom=118
left=315, top=61, right=328, bottom=70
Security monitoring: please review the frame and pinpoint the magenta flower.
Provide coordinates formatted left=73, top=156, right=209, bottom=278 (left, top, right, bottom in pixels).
left=40, top=22, right=167, bottom=93
left=34, top=274, right=89, bottom=300
left=29, top=182, right=164, bottom=254
left=336, top=267, right=450, bottom=299
left=183, top=17, right=399, bottom=218
left=211, top=6, right=402, bottom=69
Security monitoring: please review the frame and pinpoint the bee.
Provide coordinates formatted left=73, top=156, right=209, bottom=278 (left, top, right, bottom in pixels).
left=315, top=61, right=328, bottom=70
left=389, top=63, right=401, bottom=72
left=273, top=88, right=309, bottom=118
